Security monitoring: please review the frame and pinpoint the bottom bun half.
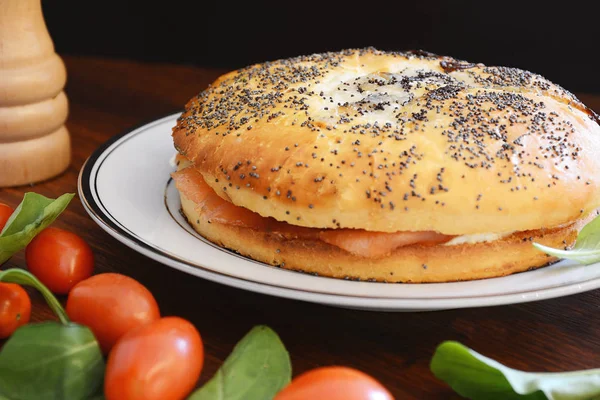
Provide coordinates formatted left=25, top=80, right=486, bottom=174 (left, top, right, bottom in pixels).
left=179, top=192, right=589, bottom=283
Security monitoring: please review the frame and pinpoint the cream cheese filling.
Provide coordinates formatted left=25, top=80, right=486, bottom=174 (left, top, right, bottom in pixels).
left=443, top=231, right=515, bottom=246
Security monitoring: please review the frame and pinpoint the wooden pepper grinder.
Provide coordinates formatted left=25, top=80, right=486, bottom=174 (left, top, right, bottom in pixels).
left=0, top=0, right=70, bottom=187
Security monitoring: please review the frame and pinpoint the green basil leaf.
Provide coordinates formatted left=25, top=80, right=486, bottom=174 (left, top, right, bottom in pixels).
left=0, top=193, right=74, bottom=264
left=0, top=322, right=105, bottom=400
left=188, top=325, right=291, bottom=400
left=533, top=214, right=600, bottom=265
left=431, top=341, right=600, bottom=400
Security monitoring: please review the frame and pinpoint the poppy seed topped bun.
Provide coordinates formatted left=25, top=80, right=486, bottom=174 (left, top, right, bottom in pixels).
left=171, top=47, right=600, bottom=282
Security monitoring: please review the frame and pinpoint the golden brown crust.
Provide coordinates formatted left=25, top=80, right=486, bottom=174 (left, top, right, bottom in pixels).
left=173, top=48, right=600, bottom=234
left=180, top=192, right=591, bottom=283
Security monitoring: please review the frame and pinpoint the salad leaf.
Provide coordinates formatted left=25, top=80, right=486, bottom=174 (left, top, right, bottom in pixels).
left=188, top=325, right=292, bottom=400
left=431, top=341, right=600, bottom=400
left=0, top=268, right=70, bottom=324
left=0, top=192, right=74, bottom=265
left=533, top=213, right=600, bottom=264
left=0, top=322, right=105, bottom=400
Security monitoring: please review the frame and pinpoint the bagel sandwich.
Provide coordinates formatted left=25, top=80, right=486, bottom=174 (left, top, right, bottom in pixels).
left=171, top=47, right=600, bottom=283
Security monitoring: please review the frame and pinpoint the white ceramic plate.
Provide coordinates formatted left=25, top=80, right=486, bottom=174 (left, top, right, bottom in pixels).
left=78, top=113, right=600, bottom=311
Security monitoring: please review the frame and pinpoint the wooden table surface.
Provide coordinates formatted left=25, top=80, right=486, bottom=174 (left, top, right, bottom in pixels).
left=2, top=56, right=600, bottom=399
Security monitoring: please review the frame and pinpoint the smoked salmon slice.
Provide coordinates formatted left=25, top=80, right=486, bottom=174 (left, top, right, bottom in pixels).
left=172, top=167, right=317, bottom=239
left=172, top=166, right=453, bottom=258
left=319, top=230, right=452, bottom=258
left=172, top=166, right=268, bottom=229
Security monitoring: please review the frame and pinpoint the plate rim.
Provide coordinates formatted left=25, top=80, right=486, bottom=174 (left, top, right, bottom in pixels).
left=77, top=112, right=600, bottom=311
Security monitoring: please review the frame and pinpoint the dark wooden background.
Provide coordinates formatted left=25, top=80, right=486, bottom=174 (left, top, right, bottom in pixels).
left=43, top=0, right=600, bottom=93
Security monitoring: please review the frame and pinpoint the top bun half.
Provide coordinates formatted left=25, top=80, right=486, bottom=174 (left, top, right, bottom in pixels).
left=172, top=48, right=600, bottom=235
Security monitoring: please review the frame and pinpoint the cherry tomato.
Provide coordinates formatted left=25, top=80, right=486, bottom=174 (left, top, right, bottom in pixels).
left=275, top=366, right=394, bottom=400
left=0, top=283, right=31, bottom=339
left=25, top=227, right=94, bottom=294
left=105, top=316, right=204, bottom=400
left=0, top=203, right=14, bottom=232
left=66, top=273, right=160, bottom=354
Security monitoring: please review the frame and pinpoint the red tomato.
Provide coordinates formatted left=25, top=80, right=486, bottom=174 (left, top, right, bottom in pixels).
left=105, top=317, right=204, bottom=400
left=66, top=273, right=160, bottom=354
left=275, top=366, right=394, bottom=400
left=25, top=227, right=94, bottom=294
left=0, top=203, right=14, bottom=232
left=0, top=283, right=31, bottom=339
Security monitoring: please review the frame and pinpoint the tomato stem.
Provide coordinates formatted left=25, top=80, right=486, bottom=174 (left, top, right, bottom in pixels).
left=0, top=268, right=70, bottom=325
